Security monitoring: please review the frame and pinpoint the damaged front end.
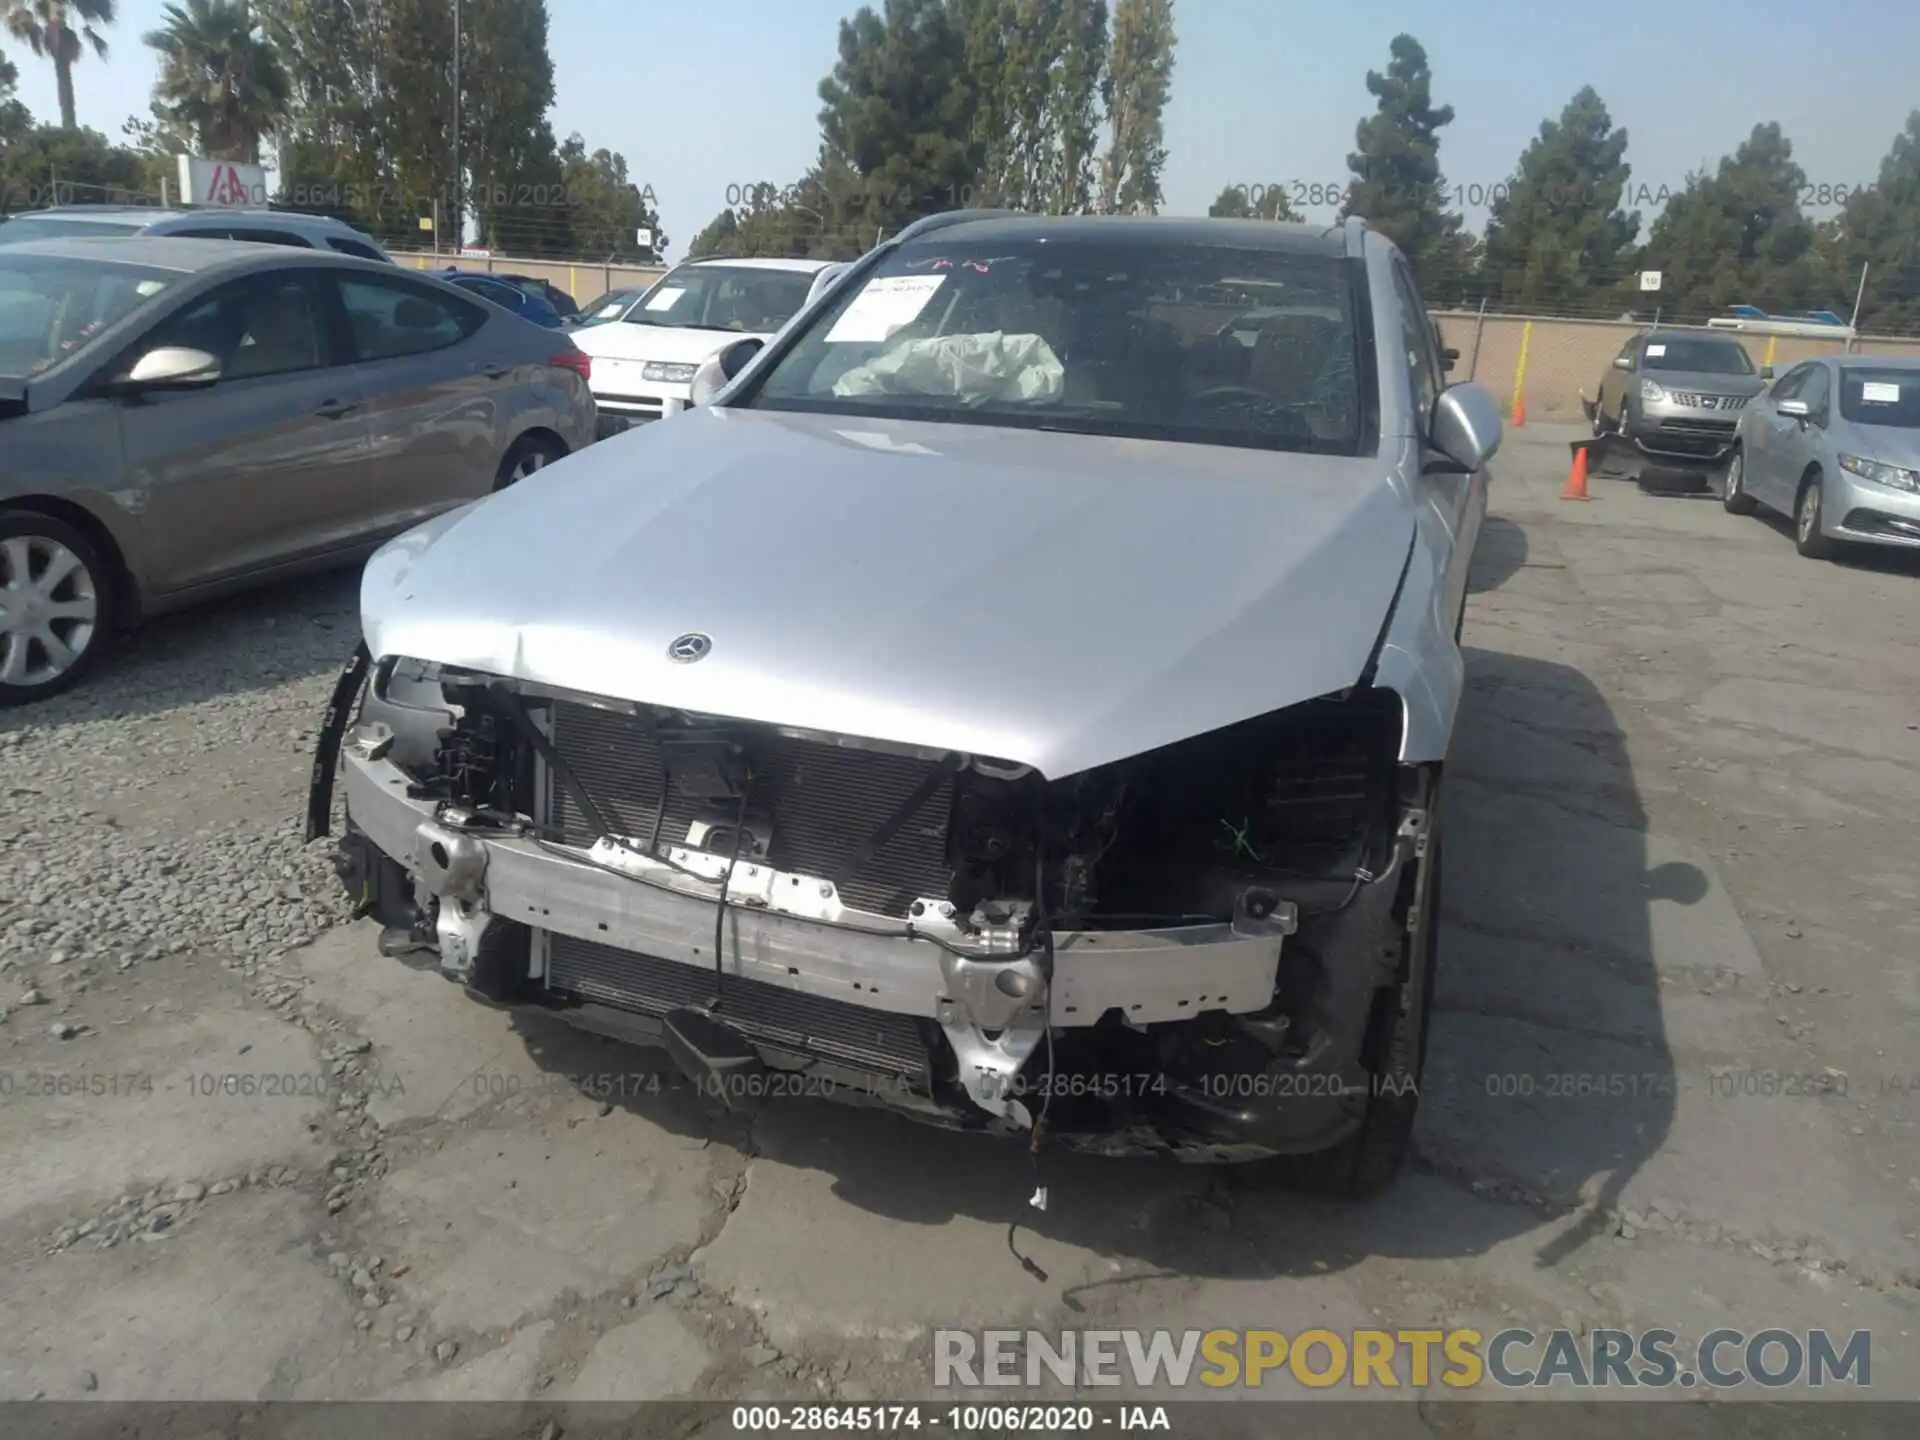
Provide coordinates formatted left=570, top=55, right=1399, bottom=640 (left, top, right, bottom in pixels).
left=313, top=657, right=1434, bottom=1162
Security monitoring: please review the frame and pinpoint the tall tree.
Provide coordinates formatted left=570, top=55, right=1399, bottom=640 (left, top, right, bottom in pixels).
left=1207, top=182, right=1298, bottom=221
left=1339, top=33, right=1470, bottom=289
left=817, top=0, right=983, bottom=238
left=961, top=0, right=1107, bottom=213
left=5, top=0, right=118, bottom=130
left=1480, top=86, right=1640, bottom=312
left=144, top=0, right=289, bottom=165
left=460, top=0, right=568, bottom=254
left=557, top=132, right=665, bottom=262
left=1095, top=0, right=1173, bottom=213
left=2, top=119, right=145, bottom=204
left=1813, top=110, right=1920, bottom=333
left=1640, top=122, right=1817, bottom=318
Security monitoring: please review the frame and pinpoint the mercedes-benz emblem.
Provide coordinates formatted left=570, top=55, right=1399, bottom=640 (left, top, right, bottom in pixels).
left=667, top=632, right=712, bottom=663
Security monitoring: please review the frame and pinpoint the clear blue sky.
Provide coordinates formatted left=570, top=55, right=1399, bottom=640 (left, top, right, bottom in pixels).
left=12, top=0, right=1916, bottom=261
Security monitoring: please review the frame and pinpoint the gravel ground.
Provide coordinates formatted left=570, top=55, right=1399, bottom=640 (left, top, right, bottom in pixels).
left=1, top=441, right=1916, bottom=1424
left=0, top=573, right=358, bottom=1007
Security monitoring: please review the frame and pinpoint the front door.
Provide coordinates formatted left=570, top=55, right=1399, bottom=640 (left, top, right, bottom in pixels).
left=114, top=269, right=373, bottom=595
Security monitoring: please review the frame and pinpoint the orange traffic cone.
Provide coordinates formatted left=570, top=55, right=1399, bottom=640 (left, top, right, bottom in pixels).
left=1561, top=441, right=1592, bottom=501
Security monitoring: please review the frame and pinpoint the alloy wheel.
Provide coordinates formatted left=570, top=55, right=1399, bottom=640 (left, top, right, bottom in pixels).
left=0, top=533, right=100, bottom=690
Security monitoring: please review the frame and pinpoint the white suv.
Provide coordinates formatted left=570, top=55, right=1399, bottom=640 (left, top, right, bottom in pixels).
left=0, top=205, right=393, bottom=262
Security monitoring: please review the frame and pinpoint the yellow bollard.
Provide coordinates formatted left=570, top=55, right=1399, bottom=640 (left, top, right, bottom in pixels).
left=1762, top=335, right=1779, bottom=371
left=1510, top=320, right=1532, bottom=426
left=569, top=265, right=578, bottom=300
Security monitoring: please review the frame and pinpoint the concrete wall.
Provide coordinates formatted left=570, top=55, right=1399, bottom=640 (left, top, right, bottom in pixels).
left=389, top=249, right=668, bottom=302
left=1438, top=311, right=1920, bottom=422
left=389, top=247, right=1920, bottom=416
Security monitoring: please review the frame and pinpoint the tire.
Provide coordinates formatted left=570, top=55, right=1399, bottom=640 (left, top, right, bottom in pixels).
left=1721, top=446, right=1756, bottom=515
left=493, top=434, right=566, bottom=492
left=1287, top=825, right=1441, bottom=1201
left=0, top=510, right=113, bottom=706
left=1795, top=475, right=1836, bottom=560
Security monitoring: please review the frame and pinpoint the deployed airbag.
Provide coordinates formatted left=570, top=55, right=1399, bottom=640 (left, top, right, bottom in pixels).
left=832, top=331, right=1065, bottom=405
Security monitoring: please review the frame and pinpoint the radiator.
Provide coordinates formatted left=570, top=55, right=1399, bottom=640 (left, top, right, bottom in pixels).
left=544, top=700, right=956, bottom=918
left=545, top=932, right=932, bottom=1084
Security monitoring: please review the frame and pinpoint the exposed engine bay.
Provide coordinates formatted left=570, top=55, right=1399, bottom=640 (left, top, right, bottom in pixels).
left=318, top=654, right=1436, bottom=1163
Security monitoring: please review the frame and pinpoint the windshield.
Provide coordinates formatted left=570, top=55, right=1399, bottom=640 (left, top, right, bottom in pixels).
left=1838, top=368, right=1920, bottom=428
left=0, top=216, right=149, bottom=244
left=575, top=289, right=639, bottom=326
left=1642, top=336, right=1755, bottom=375
left=0, top=254, right=179, bottom=373
left=625, top=265, right=815, bottom=333
left=745, top=236, right=1367, bottom=454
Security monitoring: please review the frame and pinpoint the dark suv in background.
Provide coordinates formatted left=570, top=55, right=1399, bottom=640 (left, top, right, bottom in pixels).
left=1591, top=329, right=1770, bottom=485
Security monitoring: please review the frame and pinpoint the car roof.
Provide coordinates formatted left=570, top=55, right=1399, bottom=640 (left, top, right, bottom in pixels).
left=0, top=235, right=401, bottom=275
left=1837, top=354, right=1920, bottom=371
left=893, top=213, right=1352, bottom=256
left=681, top=256, right=836, bottom=273
left=16, top=204, right=362, bottom=230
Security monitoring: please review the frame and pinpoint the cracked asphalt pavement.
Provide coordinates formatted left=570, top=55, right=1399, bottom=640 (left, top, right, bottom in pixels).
left=1, top=423, right=1916, bottom=1426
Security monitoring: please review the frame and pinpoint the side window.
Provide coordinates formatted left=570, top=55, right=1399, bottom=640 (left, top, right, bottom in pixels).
left=1769, top=364, right=1810, bottom=401
left=137, top=272, right=330, bottom=380
left=327, top=237, right=386, bottom=262
left=1390, top=261, right=1441, bottom=426
left=230, top=229, right=315, bottom=248
left=168, top=226, right=234, bottom=241
left=337, top=274, right=484, bottom=361
left=1799, top=365, right=1830, bottom=415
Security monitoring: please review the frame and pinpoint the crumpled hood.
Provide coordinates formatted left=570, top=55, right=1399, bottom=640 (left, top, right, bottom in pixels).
left=570, top=323, right=767, bottom=365
left=362, top=409, right=1416, bottom=778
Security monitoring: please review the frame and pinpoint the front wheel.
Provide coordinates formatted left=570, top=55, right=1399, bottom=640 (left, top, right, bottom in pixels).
left=1795, top=477, right=1837, bottom=559
left=0, top=512, right=112, bottom=706
left=494, top=434, right=566, bottom=492
left=1721, top=448, right=1757, bottom=515
left=1287, top=826, right=1440, bottom=1201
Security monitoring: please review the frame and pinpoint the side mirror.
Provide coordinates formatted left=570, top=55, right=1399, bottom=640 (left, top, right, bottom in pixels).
left=1777, top=398, right=1810, bottom=419
left=119, top=346, right=221, bottom=390
left=718, top=337, right=763, bottom=379
left=1429, top=382, right=1503, bottom=473
left=689, top=337, right=764, bottom=408
left=1612, top=356, right=1633, bottom=371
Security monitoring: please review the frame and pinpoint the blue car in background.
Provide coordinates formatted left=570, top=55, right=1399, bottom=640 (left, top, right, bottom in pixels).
left=430, top=268, right=566, bottom=328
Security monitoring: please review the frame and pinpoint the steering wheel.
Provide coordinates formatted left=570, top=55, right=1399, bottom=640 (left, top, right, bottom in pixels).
left=1188, top=385, right=1313, bottom=437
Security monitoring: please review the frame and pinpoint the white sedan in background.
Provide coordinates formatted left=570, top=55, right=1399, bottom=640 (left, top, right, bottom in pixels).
left=570, top=257, right=845, bottom=437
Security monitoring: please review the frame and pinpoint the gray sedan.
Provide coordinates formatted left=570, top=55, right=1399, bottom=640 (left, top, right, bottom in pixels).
left=1724, top=354, right=1920, bottom=559
left=0, top=238, right=596, bottom=703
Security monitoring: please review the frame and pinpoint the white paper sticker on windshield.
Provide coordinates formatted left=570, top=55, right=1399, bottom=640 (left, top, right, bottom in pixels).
left=1645, top=343, right=1666, bottom=357
left=644, top=287, right=685, bottom=311
left=824, top=274, right=945, bottom=343
left=594, top=301, right=625, bottom=318
left=1860, top=381, right=1901, bottom=403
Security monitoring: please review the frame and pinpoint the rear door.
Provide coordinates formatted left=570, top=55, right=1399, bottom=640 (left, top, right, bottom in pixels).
left=112, top=268, right=374, bottom=593
left=334, top=270, right=507, bottom=522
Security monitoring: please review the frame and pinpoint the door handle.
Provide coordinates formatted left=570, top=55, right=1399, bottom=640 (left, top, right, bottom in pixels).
left=480, top=364, right=511, bottom=379
left=314, top=399, right=359, bottom=419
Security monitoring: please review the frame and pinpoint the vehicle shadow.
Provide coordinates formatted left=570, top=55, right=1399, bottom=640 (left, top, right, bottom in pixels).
left=506, top=640, right=1686, bottom=1293
left=1751, top=512, right=1920, bottom=576
left=1465, top=514, right=1528, bottom=593
left=0, top=570, right=359, bottom=734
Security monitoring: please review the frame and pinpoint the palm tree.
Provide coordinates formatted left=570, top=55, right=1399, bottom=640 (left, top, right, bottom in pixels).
left=4, top=1, right=117, bottom=130
left=144, top=0, right=287, bottom=165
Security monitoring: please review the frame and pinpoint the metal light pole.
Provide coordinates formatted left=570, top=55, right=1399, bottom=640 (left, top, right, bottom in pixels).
left=451, top=0, right=462, bottom=250
left=1846, top=262, right=1869, bottom=352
